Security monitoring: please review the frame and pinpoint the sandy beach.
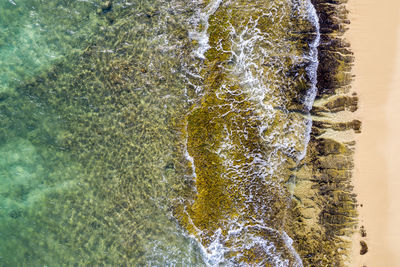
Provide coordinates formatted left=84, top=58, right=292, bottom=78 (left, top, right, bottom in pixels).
left=348, top=0, right=400, bottom=266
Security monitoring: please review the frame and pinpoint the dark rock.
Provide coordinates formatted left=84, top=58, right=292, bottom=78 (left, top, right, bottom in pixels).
left=165, top=162, right=175, bottom=170
left=310, top=0, right=354, bottom=97
left=313, top=119, right=361, bottom=133
left=145, top=10, right=160, bottom=18
left=101, top=1, right=112, bottom=12
left=0, top=92, right=9, bottom=101
left=323, top=96, right=358, bottom=112
left=360, top=225, right=367, bottom=237
left=316, top=138, right=346, bottom=156
left=9, top=209, right=22, bottom=219
left=360, top=240, right=368, bottom=255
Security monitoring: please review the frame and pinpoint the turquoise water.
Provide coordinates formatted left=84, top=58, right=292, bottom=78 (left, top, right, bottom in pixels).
left=0, top=0, right=205, bottom=265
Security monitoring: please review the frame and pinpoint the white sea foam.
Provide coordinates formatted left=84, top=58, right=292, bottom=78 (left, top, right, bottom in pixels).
left=185, top=0, right=321, bottom=265
left=293, top=0, right=321, bottom=162
left=304, top=0, right=321, bottom=111
left=189, top=0, right=223, bottom=59
left=196, top=222, right=304, bottom=267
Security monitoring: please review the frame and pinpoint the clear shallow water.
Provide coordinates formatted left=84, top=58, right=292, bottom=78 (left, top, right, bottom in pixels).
left=0, top=0, right=106, bottom=95
left=0, top=0, right=206, bottom=265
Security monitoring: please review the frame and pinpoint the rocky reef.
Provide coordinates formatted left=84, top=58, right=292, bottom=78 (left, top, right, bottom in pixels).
left=175, top=0, right=360, bottom=266
left=287, top=0, right=360, bottom=266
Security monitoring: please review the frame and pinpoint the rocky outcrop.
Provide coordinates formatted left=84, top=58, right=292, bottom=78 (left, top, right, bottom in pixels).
left=174, top=0, right=360, bottom=265
left=287, top=0, right=360, bottom=266
left=313, top=119, right=361, bottom=133
left=312, top=95, right=358, bottom=114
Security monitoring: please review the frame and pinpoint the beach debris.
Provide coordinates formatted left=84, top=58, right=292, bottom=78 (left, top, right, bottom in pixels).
left=360, top=225, right=367, bottom=237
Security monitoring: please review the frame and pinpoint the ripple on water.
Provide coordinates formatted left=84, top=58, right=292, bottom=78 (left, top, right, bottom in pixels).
left=0, top=0, right=207, bottom=265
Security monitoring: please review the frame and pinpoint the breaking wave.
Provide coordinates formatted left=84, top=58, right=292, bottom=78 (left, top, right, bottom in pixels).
left=182, top=0, right=321, bottom=265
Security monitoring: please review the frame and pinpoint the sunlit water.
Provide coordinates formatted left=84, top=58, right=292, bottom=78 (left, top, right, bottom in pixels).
left=0, top=0, right=205, bottom=265
left=0, top=0, right=321, bottom=265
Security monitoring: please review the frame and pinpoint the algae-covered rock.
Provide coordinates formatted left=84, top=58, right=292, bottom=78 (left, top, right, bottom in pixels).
left=101, top=1, right=112, bottom=12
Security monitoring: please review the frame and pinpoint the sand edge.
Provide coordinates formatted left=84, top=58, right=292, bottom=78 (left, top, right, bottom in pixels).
left=348, top=0, right=400, bottom=266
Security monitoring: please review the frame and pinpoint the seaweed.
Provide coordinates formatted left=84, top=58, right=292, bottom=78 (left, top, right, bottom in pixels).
left=176, top=0, right=359, bottom=265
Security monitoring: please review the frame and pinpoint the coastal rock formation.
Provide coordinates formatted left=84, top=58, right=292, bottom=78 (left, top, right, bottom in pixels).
left=176, top=0, right=360, bottom=266
left=360, top=240, right=368, bottom=255
left=288, top=0, right=360, bottom=266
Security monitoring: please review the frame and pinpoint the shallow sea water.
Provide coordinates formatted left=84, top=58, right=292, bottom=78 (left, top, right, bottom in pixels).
left=1, top=0, right=322, bottom=265
left=0, top=0, right=206, bottom=265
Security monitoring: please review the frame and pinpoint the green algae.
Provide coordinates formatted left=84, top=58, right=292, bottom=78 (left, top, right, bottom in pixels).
left=175, top=0, right=360, bottom=266
left=175, top=0, right=324, bottom=265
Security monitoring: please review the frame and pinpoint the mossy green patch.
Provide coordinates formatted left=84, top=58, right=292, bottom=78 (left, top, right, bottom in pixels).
left=175, top=0, right=359, bottom=265
left=175, top=0, right=325, bottom=265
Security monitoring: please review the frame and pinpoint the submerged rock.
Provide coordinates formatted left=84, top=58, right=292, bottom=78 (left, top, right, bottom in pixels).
left=101, top=1, right=112, bottom=12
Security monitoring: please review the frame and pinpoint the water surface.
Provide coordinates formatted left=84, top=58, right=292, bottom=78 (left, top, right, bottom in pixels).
left=0, top=0, right=205, bottom=265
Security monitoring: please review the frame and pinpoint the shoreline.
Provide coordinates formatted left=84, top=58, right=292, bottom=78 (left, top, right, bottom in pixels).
left=348, top=0, right=400, bottom=266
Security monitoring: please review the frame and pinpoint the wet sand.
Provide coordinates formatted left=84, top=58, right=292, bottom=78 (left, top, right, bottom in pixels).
left=348, top=0, right=400, bottom=266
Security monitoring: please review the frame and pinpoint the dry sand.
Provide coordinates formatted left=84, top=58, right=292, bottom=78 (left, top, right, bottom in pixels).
left=348, top=0, right=400, bottom=266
